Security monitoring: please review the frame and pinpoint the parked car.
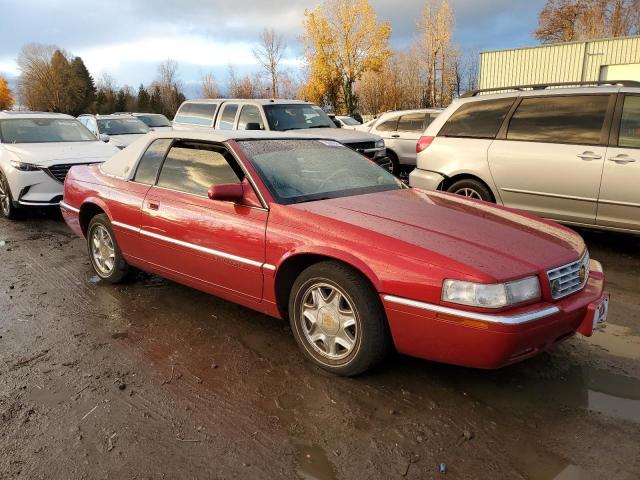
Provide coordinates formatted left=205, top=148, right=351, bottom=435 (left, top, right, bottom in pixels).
left=115, top=112, right=173, bottom=131
left=353, top=118, right=377, bottom=132
left=61, top=130, right=608, bottom=376
left=172, top=99, right=392, bottom=172
left=78, top=114, right=150, bottom=149
left=409, top=81, right=640, bottom=234
left=0, top=111, right=118, bottom=219
left=366, top=109, right=442, bottom=175
left=335, top=115, right=362, bottom=129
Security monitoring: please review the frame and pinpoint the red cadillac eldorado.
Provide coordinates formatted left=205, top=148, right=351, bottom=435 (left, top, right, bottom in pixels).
left=60, top=130, right=609, bottom=375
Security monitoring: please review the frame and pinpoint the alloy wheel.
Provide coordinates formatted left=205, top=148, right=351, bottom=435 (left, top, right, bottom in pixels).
left=300, top=282, right=358, bottom=361
left=453, top=187, right=482, bottom=199
left=0, top=173, right=10, bottom=216
left=90, top=224, right=116, bottom=276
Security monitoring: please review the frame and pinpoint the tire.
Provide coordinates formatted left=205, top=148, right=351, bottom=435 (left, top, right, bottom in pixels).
left=288, top=261, right=392, bottom=376
left=87, top=214, right=129, bottom=283
left=0, top=169, right=21, bottom=220
left=446, top=178, right=494, bottom=203
left=387, top=150, right=401, bottom=176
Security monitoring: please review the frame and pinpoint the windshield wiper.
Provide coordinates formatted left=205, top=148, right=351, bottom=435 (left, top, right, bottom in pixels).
left=306, top=125, right=332, bottom=129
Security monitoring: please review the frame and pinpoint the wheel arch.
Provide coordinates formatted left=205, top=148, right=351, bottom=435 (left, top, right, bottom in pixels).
left=78, top=198, right=111, bottom=237
left=273, top=249, right=383, bottom=320
left=437, top=173, right=498, bottom=202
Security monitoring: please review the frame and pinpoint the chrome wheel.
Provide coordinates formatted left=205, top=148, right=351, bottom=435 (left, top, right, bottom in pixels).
left=90, top=225, right=116, bottom=276
left=453, top=187, right=482, bottom=199
left=300, top=283, right=358, bottom=361
left=0, top=174, right=10, bottom=216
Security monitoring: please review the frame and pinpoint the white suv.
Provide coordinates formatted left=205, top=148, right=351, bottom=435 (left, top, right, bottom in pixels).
left=0, top=112, right=118, bottom=219
left=409, top=81, right=640, bottom=234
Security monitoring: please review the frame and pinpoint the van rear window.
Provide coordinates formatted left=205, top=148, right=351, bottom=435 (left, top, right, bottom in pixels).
left=174, top=102, right=217, bottom=126
left=439, top=98, right=515, bottom=139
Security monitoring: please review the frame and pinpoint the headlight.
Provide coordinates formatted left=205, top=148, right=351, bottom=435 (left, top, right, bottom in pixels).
left=375, top=139, right=385, bottom=149
left=10, top=160, right=40, bottom=171
left=442, top=276, right=541, bottom=309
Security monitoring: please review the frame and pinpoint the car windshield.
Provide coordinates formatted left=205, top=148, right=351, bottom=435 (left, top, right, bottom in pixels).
left=136, top=114, right=171, bottom=128
left=0, top=118, right=96, bottom=143
left=263, top=104, right=336, bottom=131
left=237, top=139, right=403, bottom=204
left=339, top=116, right=361, bottom=126
left=97, top=118, right=150, bottom=135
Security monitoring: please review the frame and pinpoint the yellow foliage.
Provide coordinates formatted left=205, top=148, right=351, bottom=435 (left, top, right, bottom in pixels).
left=0, top=76, right=15, bottom=110
left=301, top=0, right=391, bottom=113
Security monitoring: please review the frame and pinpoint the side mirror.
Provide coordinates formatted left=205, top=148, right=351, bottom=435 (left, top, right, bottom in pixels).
left=99, top=133, right=110, bottom=142
left=208, top=183, right=244, bottom=202
left=332, top=119, right=342, bottom=128
left=245, top=122, right=263, bottom=131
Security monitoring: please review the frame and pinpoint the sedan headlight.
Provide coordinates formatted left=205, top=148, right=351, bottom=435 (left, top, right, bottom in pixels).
left=442, top=276, right=541, bottom=309
left=10, top=160, right=40, bottom=171
left=375, top=139, right=385, bottom=149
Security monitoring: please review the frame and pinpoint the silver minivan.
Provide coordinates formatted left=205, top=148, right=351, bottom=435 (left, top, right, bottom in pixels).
left=409, top=81, right=640, bottom=235
left=362, top=109, right=442, bottom=175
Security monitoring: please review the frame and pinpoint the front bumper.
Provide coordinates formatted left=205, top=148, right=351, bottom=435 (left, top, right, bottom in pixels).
left=373, top=154, right=393, bottom=172
left=382, top=270, right=607, bottom=369
left=4, top=168, right=64, bottom=207
left=408, top=168, right=445, bottom=191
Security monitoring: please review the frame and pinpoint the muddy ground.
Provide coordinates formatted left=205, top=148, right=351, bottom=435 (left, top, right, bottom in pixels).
left=0, top=212, right=639, bottom=480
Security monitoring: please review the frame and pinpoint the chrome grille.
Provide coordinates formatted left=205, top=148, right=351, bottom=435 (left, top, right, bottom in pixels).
left=345, top=141, right=377, bottom=158
left=547, top=251, right=590, bottom=300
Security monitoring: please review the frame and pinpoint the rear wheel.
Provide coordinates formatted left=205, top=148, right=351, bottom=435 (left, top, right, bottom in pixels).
left=446, top=178, right=494, bottom=202
left=87, top=214, right=130, bottom=283
left=0, top=170, right=20, bottom=220
left=387, top=150, right=401, bottom=176
left=288, top=261, right=391, bottom=376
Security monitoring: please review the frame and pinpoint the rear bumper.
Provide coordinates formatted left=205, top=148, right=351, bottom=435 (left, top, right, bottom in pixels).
left=382, top=272, right=606, bottom=369
left=408, top=168, right=445, bottom=191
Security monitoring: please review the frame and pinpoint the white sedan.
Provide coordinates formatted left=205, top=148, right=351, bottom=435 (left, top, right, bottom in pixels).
left=0, top=112, right=119, bottom=219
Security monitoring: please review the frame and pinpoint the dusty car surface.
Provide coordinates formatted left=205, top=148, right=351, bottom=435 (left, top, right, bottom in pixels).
left=60, top=130, right=609, bottom=375
left=78, top=114, right=150, bottom=149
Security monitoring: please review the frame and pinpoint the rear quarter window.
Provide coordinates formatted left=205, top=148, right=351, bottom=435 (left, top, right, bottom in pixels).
left=439, top=98, right=515, bottom=139
left=174, top=102, right=217, bottom=126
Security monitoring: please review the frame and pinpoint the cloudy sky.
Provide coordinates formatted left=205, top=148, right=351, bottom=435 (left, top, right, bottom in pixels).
left=0, top=0, right=545, bottom=94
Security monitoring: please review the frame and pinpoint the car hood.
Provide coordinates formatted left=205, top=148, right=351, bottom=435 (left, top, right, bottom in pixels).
left=4, top=141, right=119, bottom=166
left=291, top=188, right=586, bottom=282
left=107, top=134, right=146, bottom=148
left=289, top=128, right=381, bottom=143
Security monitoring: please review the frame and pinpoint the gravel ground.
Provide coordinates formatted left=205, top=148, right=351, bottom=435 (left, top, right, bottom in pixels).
left=0, top=211, right=639, bottom=480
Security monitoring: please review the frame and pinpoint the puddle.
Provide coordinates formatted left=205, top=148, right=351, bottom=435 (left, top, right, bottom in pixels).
left=295, top=444, right=337, bottom=480
left=582, top=323, right=640, bottom=360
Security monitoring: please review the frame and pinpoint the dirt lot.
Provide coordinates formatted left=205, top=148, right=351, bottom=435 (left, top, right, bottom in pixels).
left=0, top=211, right=639, bottom=480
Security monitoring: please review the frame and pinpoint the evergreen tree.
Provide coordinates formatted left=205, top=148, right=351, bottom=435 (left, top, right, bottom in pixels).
left=115, top=88, right=128, bottom=112
left=137, top=84, right=150, bottom=112
left=70, top=57, right=96, bottom=115
left=149, top=85, right=162, bottom=114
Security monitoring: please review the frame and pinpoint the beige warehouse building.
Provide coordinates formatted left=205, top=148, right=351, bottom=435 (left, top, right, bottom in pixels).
left=479, top=35, right=640, bottom=89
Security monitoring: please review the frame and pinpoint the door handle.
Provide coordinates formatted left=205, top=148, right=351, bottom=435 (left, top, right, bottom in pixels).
left=608, top=154, right=636, bottom=164
left=147, top=201, right=159, bottom=211
left=391, top=134, right=400, bottom=138
left=577, top=152, right=602, bottom=161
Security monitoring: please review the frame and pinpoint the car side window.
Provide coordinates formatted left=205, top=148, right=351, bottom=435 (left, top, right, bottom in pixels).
left=157, top=141, right=243, bottom=196
left=133, top=138, right=172, bottom=184
left=219, top=104, right=239, bottom=130
left=376, top=117, right=399, bottom=132
left=397, top=113, right=427, bottom=133
left=618, top=96, right=640, bottom=149
left=440, top=98, right=515, bottom=139
left=238, top=105, right=264, bottom=130
left=506, top=95, right=610, bottom=145
left=174, top=102, right=217, bottom=126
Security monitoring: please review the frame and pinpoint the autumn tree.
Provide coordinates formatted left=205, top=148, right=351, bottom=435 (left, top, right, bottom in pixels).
left=227, top=66, right=265, bottom=98
left=0, top=76, right=15, bottom=110
left=301, top=0, right=391, bottom=115
left=253, top=29, right=286, bottom=97
left=152, top=59, right=186, bottom=117
left=201, top=72, right=220, bottom=98
left=535, top=0, right=640, bottom=43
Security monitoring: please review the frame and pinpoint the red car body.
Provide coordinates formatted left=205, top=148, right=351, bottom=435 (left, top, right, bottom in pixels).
left=61, top=132, right=608, bottom=369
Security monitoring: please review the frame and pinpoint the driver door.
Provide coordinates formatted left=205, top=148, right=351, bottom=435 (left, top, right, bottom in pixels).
left=139, top=140, right=268, bottom=303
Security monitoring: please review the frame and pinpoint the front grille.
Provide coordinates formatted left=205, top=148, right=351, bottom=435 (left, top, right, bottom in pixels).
left=547, top=251, right=590, bottom=300
left=345, top=141, right=377, bottom=158
left=44, top=163, right=98, bottom=183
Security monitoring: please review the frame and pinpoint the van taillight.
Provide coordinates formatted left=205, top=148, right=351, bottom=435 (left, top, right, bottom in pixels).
left=416, top=136, right=434, bottom=154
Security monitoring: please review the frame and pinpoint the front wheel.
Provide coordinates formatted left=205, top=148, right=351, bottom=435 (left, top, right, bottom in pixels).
left=0, top=169, right=20, bottom=220
left=446, top=178, right=494, bottom=202
left=288, top=261, right=391, bottom=376
left=87, top=214, right=130, bottom=283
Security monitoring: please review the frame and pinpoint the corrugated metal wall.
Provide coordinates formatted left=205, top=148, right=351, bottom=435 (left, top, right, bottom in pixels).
left=479, top=36, right=640, bottom=89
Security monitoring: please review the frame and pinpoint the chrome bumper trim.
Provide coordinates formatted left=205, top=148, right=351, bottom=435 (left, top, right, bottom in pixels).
left=383, top=295, right=560, bottom=325
left=59, top=201, right=80, bottom=213
left=19, top=200, right=61, bottom=207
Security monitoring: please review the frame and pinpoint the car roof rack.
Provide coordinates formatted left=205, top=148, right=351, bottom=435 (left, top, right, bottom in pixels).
left=461, top=80, right=640, bottom=98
